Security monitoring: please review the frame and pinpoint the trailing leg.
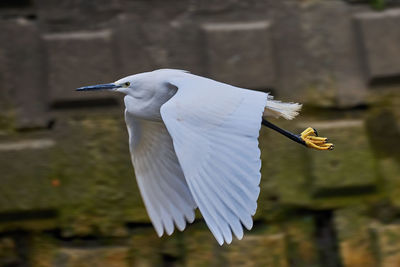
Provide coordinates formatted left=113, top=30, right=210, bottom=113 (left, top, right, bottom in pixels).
left=261, top=119, right=334, bottom=150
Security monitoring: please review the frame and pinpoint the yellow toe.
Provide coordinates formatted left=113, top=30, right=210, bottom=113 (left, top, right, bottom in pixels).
left=300, top=127, right=334, bottom=151
left=300, top=127, right=316, bottom=139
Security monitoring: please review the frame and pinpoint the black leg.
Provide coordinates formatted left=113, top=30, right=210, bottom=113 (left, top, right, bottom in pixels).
left=262, top=119, right=307, bottom=147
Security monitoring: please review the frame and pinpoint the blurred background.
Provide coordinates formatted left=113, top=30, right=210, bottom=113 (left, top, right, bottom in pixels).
left=0, top=0, right=400, bottom=266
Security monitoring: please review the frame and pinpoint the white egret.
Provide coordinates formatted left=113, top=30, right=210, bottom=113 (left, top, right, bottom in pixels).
left=77, top=69, right=333, bottom=245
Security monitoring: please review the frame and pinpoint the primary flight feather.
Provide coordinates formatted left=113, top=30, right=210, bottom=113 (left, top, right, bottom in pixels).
left=77, top=69, right=333, bottom=245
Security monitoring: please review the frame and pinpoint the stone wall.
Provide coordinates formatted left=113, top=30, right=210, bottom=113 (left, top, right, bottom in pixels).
left=0, top=0, right=400, bottom=266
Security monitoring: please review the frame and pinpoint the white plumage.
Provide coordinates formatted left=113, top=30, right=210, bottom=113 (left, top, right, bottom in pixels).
left=77, top=69, right=302, bottom=245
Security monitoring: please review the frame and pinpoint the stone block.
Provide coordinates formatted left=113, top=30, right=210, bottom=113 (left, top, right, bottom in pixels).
left=168, top=20, right=207, bottom=75
left=365, top=96, right=400, bottom=209
left=0, top=135, right=59, bottom=213
left=113, top=15, right=161, bottom=77
left=30, top=235, right=56, bottom=267
left=273, top=1, right=367, bottom=107
left=202, top=21, right=275, bottom=89
left=185, top=222, right=221, bottom=267
left=53, top=116, right=146, bottom=236
left=355, top=9, right=400, bottom=80
left=33, top=0, right=120, bottom=31
left=53, top=247, right=130, bottom=267
left=0, top=18, right=48, bottom=129
left=113, top=1, right=197, bottom=74
left=305, top=120, right=377, bottom=200
left=31, top=233, right=131, bottom=267
left=284, top=217, right=319, bottom=266
left=366, top=106, right=400, bottom=159
left=301, top=1, right=367, bottom=108
left=258, top=121, right=311, bottom=214
left=0, top=115, right=148, bottom=234
left=130, top=227, right=164, bottom=266
left=379, top=159, right=400, bottom=208
left=225, top=229, right=289, bottom=267
left=0, top=0, right=35, bottom=18
left=372, top=223, right=400, bottom=267
left=130, top=226, right=210, bottom=267
left=44, top=30, right=120, bottom=105
left=335, top=207, right=377, bottom=267
left=0, top=237, right=20, bottom=266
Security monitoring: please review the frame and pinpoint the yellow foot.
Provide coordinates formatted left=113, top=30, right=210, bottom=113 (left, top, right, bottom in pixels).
left=300, top=127, right=334, bottom=150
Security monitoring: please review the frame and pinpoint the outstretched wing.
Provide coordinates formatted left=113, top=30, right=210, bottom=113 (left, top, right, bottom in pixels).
left=160, top=74, right=268, bottom=245
left=125, top=110, right=197, bottom=237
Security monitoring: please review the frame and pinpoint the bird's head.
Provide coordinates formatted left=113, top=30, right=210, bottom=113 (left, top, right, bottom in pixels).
left=76, top=73, right=161, bottom=103
left=76, top=72, right=173, bottom=120
left=76, top=75, right=139, bottom=95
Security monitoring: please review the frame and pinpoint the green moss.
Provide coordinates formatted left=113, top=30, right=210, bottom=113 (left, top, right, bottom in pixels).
left=308, top=122, right=378, bottom=201
left=258, top=121, right=312, bottom=217
left=372, top=224, right=400, bottom=265
left=129, top=227, right=163, bottom=266
left=184, top=223, right=222, bottom=267
left=0, top=114, right=153, bottom=233
left=30, top=235, right=57, bottom=267
left=0, top=110, right=16, bottom=133
left=378, top=159, right=400, bottom=208
left=335, top=206, right=378, bottom=267
left=369, top=0, right=386, bottom=10
left=0, top=135, right=59, bottom=213
left=365, top=98, right=400, bottom=208
left=366, top=108, right=400, bottom=160
left=53, top=116, right=146, bottom=237
left=225, top=226, right=289, bottom=267
left=303, top=75, right=337, bottom=108
left=0, top=237, right=19, bottom=266
left=258, top=118, right=382, bottom=211
left=0, top=219, right=57, bottom=233
left=284, top=217, right=319, bottom=267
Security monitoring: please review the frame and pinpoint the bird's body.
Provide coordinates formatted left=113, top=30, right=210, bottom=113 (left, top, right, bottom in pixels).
left=77, top=69, right=332, bottom=245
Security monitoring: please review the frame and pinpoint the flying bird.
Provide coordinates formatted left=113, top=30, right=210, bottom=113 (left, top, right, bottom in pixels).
left=77, top=69, right=333, bottom=245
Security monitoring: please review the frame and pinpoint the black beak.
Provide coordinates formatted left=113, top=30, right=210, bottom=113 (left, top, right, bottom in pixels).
left=76, top=83, right=121, bottom=91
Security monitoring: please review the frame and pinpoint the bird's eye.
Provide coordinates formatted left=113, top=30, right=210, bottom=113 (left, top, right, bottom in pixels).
left=124, top=82, right=130, bottom=87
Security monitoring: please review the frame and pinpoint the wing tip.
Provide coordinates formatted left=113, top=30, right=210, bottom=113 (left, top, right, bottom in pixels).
left=165, top=226, right=175, bottom=236
left=236, top=232, right=244, bottom=240
left=185, top=210, right=196, bottom=224
left=242, top=217, right=254, bottom=231
left=155, top=227, right=164, bottom=237
left=223, top=231, right=233, bottom=245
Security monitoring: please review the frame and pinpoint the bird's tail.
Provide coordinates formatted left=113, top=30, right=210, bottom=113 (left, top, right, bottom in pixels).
left=263, top=95, right=302, bottom=120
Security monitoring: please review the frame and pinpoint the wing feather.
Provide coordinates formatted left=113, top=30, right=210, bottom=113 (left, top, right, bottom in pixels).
left=160, top=74, right=268, bottom=244
left=125, top=111, right=197, bottom=236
